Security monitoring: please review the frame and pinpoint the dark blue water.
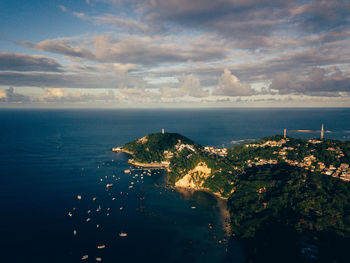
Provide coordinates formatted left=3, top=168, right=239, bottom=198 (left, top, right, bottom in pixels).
left=0, top=108, right=349, bottom=263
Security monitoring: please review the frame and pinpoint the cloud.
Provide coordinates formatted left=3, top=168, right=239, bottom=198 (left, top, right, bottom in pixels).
left=0, top=89, right=6, bottom=100
left=161, top=74, right=209, bottom=98
left=94, top=0, right=350, bottom=51
left=0, top=52, right=63, bottom=72
left=0, top=71, right=122, bottom=89
left=270, top=67, right=350, bottom=95
left=57, top=5, right=67, bottom=12
left=3, top=1, right=350, bottom=106
left=21, top=39, right=95, bottom=60
left=0, top=87, right=31, bottom=103
left=179, top=74, right=208, bottom=98
left=40, top=88, right=117, bottom=103
left=21, top=34, right=229, bottom=66
left=73, top=12, right=156, bottom=34
left=213, top=69, right=254, bottom=96
left=293, top=0, right=350, bottom=33
left=41, top=88, right=67, bottom=99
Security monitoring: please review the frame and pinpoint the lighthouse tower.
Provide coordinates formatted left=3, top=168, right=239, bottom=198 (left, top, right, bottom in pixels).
left=162, top=128, right=165, bottom=134
left=321, top=124, right=324, bottom=139
left=284, top=128, right=287, bottom=138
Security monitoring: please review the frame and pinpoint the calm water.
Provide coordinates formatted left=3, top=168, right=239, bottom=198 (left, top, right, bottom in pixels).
left=1, top=108, right=349, bottom=263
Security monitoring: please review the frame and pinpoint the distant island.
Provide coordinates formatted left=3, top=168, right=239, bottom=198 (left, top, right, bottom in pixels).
left=113, top=132, right=350, bottom=262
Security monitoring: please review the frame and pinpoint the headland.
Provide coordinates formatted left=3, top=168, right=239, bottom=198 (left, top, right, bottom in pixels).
left=113, top=132, right=350, bottom=262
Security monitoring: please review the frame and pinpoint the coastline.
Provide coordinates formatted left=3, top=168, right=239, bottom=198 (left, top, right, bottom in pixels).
left=112, top=147, right=227, bottom=199
left=169, top=185, right=231, bottom=237
left=128, top=159, right=169, bottom=168
left=112, top=147, right=231, bottom=236
left=111, top=147, right=134, bottom=155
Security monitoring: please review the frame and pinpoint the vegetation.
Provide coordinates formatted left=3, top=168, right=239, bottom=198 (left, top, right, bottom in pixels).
left=228, top=164, right=350, bottom=262
left=123, top=132, right=195, bottom=163
left=122, top=133, right=350, bottom=262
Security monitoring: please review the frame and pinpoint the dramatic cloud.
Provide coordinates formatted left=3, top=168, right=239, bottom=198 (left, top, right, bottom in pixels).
left=1, top=0, right=350, bottom=107
left=213, top=69, right=254, bottom=96
left=0, top=52, right=62, bottom=72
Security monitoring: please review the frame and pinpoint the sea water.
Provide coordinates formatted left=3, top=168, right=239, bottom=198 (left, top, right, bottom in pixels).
left=1, top=108, right=349, bottom=263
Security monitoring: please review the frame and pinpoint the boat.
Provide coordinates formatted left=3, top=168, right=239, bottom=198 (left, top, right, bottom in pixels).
left=77, top=195, right=82, bottom=200
left=81, top=255, right=88, bottom=260
left=124, top=169, right=131, bottom=174
left=96, top=257, right=102, bottom=262
left=97, top=244, right=105, bottom=249
left=119, top=232, right=127, bottom=237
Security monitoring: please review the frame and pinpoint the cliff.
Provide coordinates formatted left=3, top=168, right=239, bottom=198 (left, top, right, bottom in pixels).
left=175, top=162, right=211, bottom=189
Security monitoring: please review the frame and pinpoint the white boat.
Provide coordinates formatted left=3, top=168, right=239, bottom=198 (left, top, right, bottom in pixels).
left=124, top=169, right=131, bottom=174
left=81, top=255, right=88, bottom=260
left=77, top=195, right=82, bottom=200
left=96, top=257, right=102, bottom=262
left=97, top=244, right=105, bottom=249
left=119, top=232, right=127, bottom=237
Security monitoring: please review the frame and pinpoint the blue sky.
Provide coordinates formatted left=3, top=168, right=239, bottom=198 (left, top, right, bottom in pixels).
left=1, top=0, right=350, bottom=107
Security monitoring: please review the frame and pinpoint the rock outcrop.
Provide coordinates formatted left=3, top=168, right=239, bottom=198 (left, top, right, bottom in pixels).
left=175, top=162, right=211, bottom=189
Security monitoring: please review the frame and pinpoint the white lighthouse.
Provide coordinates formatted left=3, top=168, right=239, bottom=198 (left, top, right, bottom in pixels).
left=321, top=124, right=324, bottom=139
left=162, top=128, right=164, bottom=134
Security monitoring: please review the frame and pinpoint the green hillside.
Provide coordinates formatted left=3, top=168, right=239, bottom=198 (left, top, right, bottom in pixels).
left=123, top=132, right=197, bottom=163
left=121, top=133, right=350, bottom=262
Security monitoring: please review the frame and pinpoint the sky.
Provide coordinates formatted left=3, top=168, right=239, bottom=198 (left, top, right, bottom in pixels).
left=0, top=0, right=350, bottom=108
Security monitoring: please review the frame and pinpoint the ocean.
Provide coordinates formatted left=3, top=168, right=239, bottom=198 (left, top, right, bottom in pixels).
left=1, top=108, right=349, bottom=263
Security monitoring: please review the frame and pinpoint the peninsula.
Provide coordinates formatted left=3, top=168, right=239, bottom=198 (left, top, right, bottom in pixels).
left=114, top=132, right=350, bottom=262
